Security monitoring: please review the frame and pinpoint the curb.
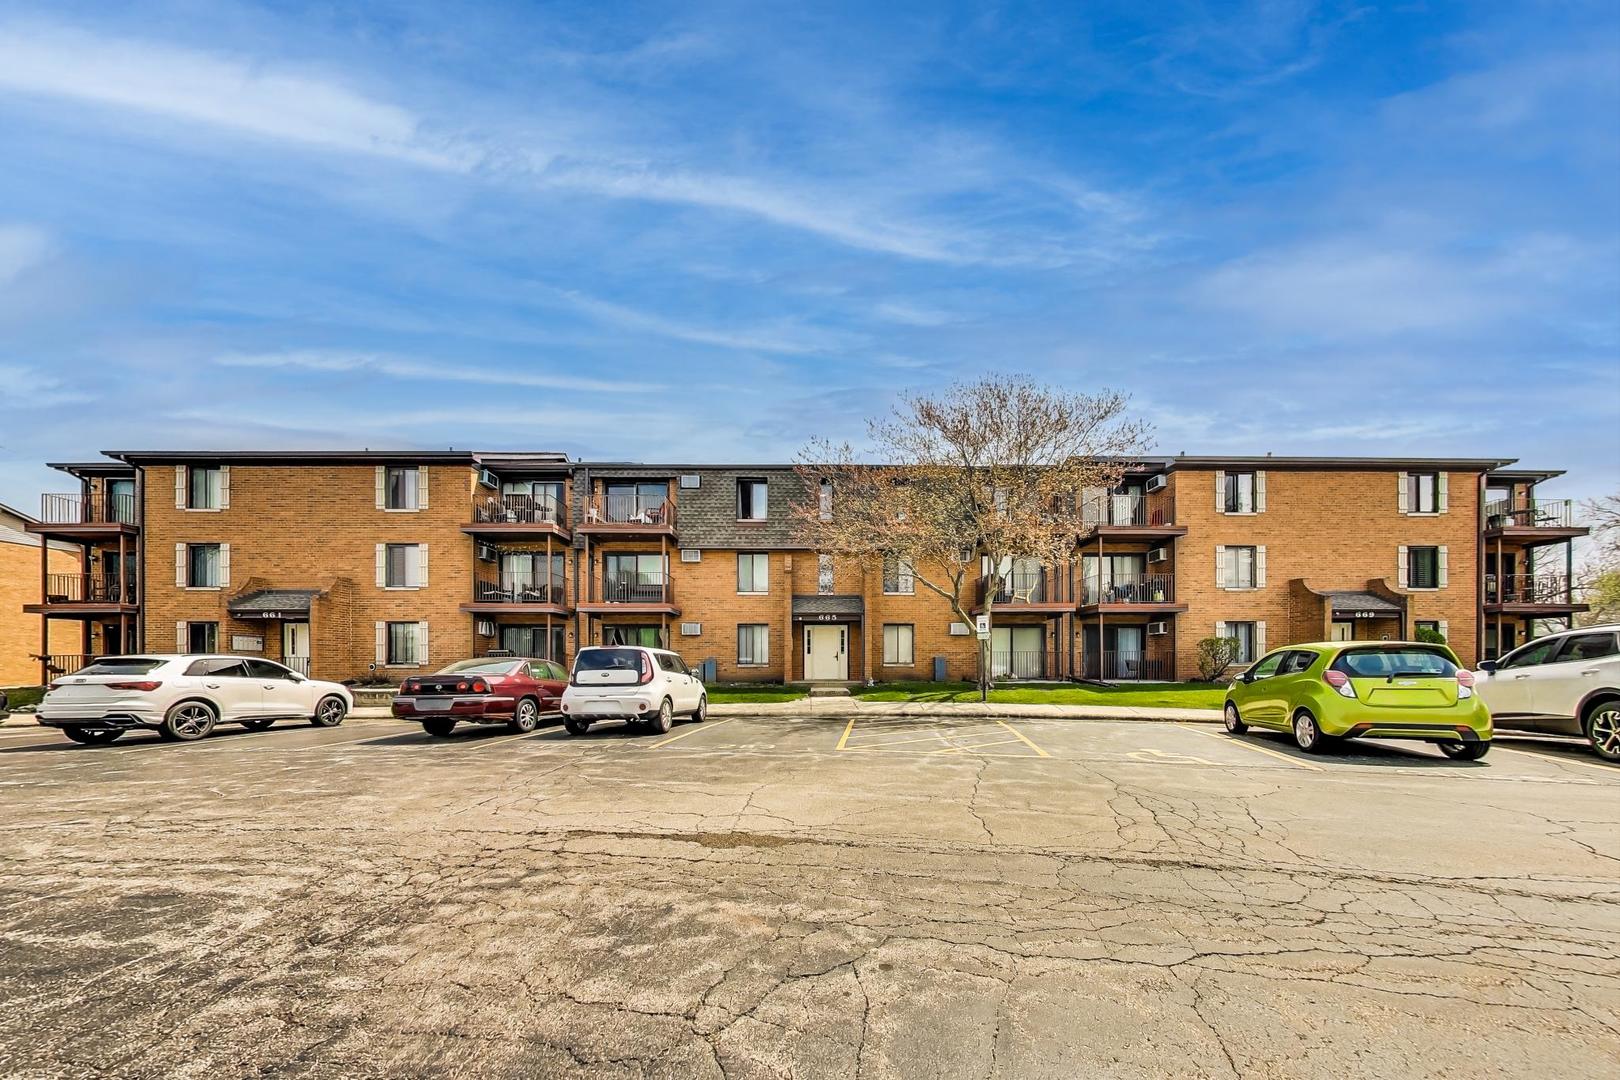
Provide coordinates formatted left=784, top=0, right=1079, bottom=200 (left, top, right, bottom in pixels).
left=708, top=703, right=1222, bottom=724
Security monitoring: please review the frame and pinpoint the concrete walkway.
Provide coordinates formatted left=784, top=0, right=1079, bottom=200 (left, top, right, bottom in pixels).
left=710, top=697, right=1222, bottom=723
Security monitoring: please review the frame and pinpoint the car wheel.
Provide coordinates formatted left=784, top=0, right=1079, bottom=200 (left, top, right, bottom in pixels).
left=1292, top=710, right=1330, bottom=754
left=1223, top=703, right=1247, bottom=734
left=162, top=702, right=217, bottom=742
left=564, top=717, right=590, bottom=736
left=1584, top=701, right=1620, bottom=763
left=649, top=698, right=673, bottom=735
left=241, top=719, right=275, bottom=732
left=311, top=695, right=347, bottom=728
left=1438, top=740, right=1490, bottom=761
left=62, top=727, right=122, bottom=745
left=509, top=698, right=540, bottom=734
left=691, top=695, right=707, bottom=723
left=422, top=717, right=457, bottom=738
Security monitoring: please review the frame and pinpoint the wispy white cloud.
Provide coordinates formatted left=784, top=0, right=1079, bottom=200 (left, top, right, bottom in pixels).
left=0, top=361, right=93, bottom=406
left=216, top=349, right=651, bottom=393
left=0, top=223, right=51, bottom=285
left=555, top=290, right=862, bottom=355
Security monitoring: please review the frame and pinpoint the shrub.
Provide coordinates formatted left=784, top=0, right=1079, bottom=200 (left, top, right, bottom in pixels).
left=1414, top=625, right=1448, bottom=645
left=1197, top=637, right=1239, bottom=682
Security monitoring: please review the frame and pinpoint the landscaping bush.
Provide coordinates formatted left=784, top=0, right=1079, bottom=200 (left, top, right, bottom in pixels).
left=1414, top=625, right=1448, bottom=645
left=1196, top=637, right=1239, bottom=682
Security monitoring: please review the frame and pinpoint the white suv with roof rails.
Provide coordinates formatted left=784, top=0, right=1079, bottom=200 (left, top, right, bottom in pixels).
left=560, top=645, right=707, bottom=736
left=1473, top=624, right=1620, bottom=762
left=35, top=655, right=353, bottom=745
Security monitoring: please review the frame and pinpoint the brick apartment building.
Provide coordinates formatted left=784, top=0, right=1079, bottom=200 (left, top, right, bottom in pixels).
left=18, top=451, right=1590, bottom=686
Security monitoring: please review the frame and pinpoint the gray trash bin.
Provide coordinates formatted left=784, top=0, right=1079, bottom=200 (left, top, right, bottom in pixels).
left=701, top=658, right=717, bottom=683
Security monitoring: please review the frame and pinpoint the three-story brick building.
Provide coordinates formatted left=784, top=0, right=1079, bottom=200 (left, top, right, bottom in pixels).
left=19, top=450, right=1591, bottom=685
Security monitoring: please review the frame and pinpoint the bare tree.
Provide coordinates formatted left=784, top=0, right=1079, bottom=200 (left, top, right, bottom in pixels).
left=1577, top=491, right=1620, bottom=625
left=791, top=376, right=1151, bottom=699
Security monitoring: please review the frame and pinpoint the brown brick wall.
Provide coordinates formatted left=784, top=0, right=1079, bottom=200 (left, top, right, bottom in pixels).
left=664, top=548, right=789, bottom=682
left=0, top=539, right=80, bottom=686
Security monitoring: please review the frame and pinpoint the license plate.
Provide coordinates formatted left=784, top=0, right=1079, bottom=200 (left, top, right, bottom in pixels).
left=417, top=698, right=451, bottom=712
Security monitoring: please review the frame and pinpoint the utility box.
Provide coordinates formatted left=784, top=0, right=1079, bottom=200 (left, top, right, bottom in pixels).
left=700, top=658, right=717, bottom=683
left=933, top=656, right=947, bottom=682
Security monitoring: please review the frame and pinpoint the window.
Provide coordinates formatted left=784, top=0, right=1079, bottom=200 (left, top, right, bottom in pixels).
left=883, top=554, right=914, bottom=595
left=1279, top=651, right=1317, bottom=676
left=1224, top=471, right=1257, bottom=514
left=1220, top=546, right=1258, bottom=589
left=603, top=625, right=663, bottom=648
left=1407, top=546, right=1440, bottom=589
left=78, top=658, right=165, bottom=676
left=246, top=659, right=296, bottom=680
left=604, top=481, right=667, bottom=523
left=737, top=478, right=768, bottom=520
left=499, top=624, right=565, bottom=661
left=655, top=652, right=690, bottom=675
left=499, top=552, right=562, bottom=601
left=576, top=648, right=649, bottom=675
left=817, top=554, right=835, bottom=595
left=185, top=656, right=245, bottom=676
left=1498, top=638, right=1560, bottom=670
left=384, top=466, right=420, bottom=511
left=1247, top=650, right=1285, bottom=680
left=604, top=553, right=666, bottom=601
left=186, top=622, right=218, bottom=654
left=882, top=624, right=915, bottom=666
left=385, top=544, right=423, bottom=588
left=737, top=553, right=770, bottom=594
left=188, top=465, right=222, bottom=510
left=819, top=480, right=833, bottom=521
left=188, top=543, right=221, bottom=588
left=1407, top=472, right=1439, bottom=514
left=737, top=624, right=769, bottom=666
left=1226, top=621, right=1257, bottom=663
left=1555, top=633, right=1619, bottom=663
left=387, top=622, right=424, bottom=665
left=1332, top=647, right=1456, bottom=679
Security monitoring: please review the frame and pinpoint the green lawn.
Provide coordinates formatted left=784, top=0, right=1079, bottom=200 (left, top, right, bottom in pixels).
left=706, top=684, right=811, bottom=705
left=0, top=685, right=46, bottom=711
left=852, top=681, right=1226, bottom=709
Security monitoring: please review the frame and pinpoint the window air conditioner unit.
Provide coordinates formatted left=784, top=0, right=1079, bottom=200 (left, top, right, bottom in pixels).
left=476, top=543, right=497, bottom=561
left=680, top=548, right=702, bottom=563
left=475, top=619, right=496, bottom=637
left=1147, top=620, right=1169, bottom=636
left=478, top=469, right=499, bottom=489
left=680, top=622, right=702, bottom=636
left=680, top=474, right=701, bottom=488
left=1144, top=474, right=1167, bottom=493
left=1147, top=546, right=1169, bottom=564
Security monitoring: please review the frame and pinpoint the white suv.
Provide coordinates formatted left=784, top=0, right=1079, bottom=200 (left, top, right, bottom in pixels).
left=1474, top=624, right=1620, bottom=762
left=36, top=655, right=353, bottom=745
left=560, top=646, right=707, bottom=736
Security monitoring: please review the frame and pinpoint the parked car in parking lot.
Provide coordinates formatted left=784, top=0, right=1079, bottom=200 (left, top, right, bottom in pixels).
left=36, top=655, right=352, bottom=745
left=560, top=646, right=706, bottom=736
left=1224, top=641, right=1491, bottom=758
left=1473, top=624, right=1620, bottom=763
left=393, top=657, right=568, bottom=737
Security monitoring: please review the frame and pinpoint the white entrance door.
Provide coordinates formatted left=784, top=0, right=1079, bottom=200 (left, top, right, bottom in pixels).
left=282, top=622, right=311, bottom=676
left=805, top=625, right=848, bottom=681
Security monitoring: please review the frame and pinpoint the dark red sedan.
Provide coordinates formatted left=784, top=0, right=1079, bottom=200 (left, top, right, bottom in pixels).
left=393, top=657, right=568, bottom=737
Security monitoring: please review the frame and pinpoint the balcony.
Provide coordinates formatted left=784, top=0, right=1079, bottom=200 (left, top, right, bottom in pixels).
left=1083, top=493, right=1183, bottom=537
left=1484, top=573, right=1588, bottom=614
left=36, top=654, right=92, bottom=679
left=27, top=493, right=139, bottom=540
left=1082, top=650, right=1171, bottom=682
left=464, top=493, right=570, bottom=538
left=578, top=492, right=675, bottom=535
left=578, top=572, right=678, bottom=613
left=26, top=574, right=138, bottom=615
left=1078, top=573, right=1182, bottom=612
left=989, top=650, right=1057, bottom=681
left=975, top=569, right=1072, bottom=610
left=1484, top=498, right=1586, bottom=545
left=463, top=576, right=571, bottom=614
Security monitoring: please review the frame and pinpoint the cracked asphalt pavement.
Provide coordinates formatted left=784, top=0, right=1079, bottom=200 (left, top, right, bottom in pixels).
left=1, top=713, right=1618, bottom=1078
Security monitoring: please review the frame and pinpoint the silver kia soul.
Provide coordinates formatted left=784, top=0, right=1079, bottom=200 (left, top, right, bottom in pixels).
left=559, top=646, right=707, bottom=737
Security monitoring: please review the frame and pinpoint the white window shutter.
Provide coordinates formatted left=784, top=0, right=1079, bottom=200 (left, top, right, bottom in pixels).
left=1438, top=546, right=1449, bottom=588
left=219, top=544, right=231, bottom=588
left=1256, top=546, right=1267, bottom=588
left=375, top=466, right=386, bottom=510
left=175, top=465, right=186, bottom=509
left=1215, top=545, right=1227, bottom=588
left=1215, top=471, right=1226, bottom=513
left=1437, top=473, right=1449, bottom=513
left=1255, top=471, right=1267, bottom=512
left=375, top=621, right=386, bottom=664
left=417, top=467, right=429, bottom=509
left=1397, top=545, right=1409, bottom=588
left=375, top=544, right=386, bottom=588
left=1216, top=620, right=1228, bottom=640
left=1397, top=473, right=1410, bottom=514
left=1256, top=621, right=1267, bottom=654
left=1438, top=619, right=1449, bottom=640
left=415, top=544, right=429, bottom=587
left=175, top=543, right=186, bottom=587
left=177, top=621, right=187, bottom=651
left=219, top=465, right=231, bottom=509
left=418, top=621, right=430, bottom=665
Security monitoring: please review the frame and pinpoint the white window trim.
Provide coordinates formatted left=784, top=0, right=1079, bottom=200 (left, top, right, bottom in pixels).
left=736, top=624, right=770, bottom=667
left=882, top=624, right=916, bottom=666
left=736, top=553, right=770, bottom=595
left=1215, top=544, right=1261, bottom=591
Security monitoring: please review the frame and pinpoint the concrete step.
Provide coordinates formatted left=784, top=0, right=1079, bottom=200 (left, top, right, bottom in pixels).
left=807, top=685, right=852, bottom=697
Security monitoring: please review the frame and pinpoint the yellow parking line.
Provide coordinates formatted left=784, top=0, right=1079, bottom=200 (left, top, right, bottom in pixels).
left=835, top=717, right=857, bottom=751
left=845, top=730, right=1007, bottom=749
left=646, top=717, right=734, bottom=749
left=1179, top=725, right=1324, bottom=771
left=994, top=720, right=1050, bottom=759
left=928, top=737, right=1026, bottom=755
left=1496, top=745, right=1619, bottom=776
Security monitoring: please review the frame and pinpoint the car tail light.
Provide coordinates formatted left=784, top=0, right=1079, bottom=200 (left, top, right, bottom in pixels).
left=107, top=681, right=162, bottom=692
left=47, top=682, right=62, bottom=692
left=404, top=679, right=419, bottom=693
left=471, top=680, right=488, bottom=694
left=1323, top=670, right=1356, bottom=700
left=1455, top=669, right=1475, bottom=700
left=638, top=654, right=655, bottom=685
left=456, top=681, right=470, bottom=691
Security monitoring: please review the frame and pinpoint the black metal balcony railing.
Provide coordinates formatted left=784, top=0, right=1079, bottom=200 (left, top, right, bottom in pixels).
left=1486, top=573, right=1573, bottom=605
left=473, top=493, right=566, bottom=526
left=473, top=577, right=568, bottom=605
left=42, top=574, right=136, bottom=604
left=284, top=656, right=311, bottom=677
left=989, top=651, right=1052, bottom=680
left=1082, top=573, right=1175, bottom=606
left=1083, top=493, right=1176, bottom=528
left=1485, top=498, right=1575, bottom=529
left=983, top=570, right=1051, bottom=605
left=37, top=654, right=92, bottom=678
left=39, top=492, right=138, bottom=525
left=600, top=574, right=671, bottom=604
left=587, top=493, right=674, bottom=527
left=1083, top=651, right=1170, bottom=682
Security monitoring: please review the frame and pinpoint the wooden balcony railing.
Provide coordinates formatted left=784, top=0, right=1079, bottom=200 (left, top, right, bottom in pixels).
left=1083, top=493, right=1176, bottom=528
left=472, top=493, right=566, bottom=526
left=1486, top=573, right=1573, bottom=605
left=1484, top=499, right=1576, bottom=529
left=39, top=492, right=138, bottom=525
left=584, top=493, right=674, bottom=527
left=473, top=577, right=568, bottom=605
left=598, top=574, right=672, bottom=604
left=1082, top=573, right=1175, bottom=606
left=42, top=574, right=136, bottom=604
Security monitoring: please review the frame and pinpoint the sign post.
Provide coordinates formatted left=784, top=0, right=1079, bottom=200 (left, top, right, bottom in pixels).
left=974, top=615, right=990, bottom=640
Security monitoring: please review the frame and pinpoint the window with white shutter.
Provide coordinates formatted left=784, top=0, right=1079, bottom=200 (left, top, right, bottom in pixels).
left=219, top=543, right=230, bottom=588
left=174, top=465, right=186, bottom=509
left=219, top=465, right=231, bottom=509
left=1255, top=546, right=1267, bottom=588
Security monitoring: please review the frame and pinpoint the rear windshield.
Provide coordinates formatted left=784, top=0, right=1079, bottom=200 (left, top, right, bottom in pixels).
left=437, top=659, right=522, bottom=675
left=74, top=658, right=166, bottom=676
left=573, top=649, right=647, bottom=675
left=1332, top=647, right=1457, bottom=679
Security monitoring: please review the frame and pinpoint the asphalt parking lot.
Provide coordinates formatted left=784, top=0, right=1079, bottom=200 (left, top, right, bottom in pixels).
left=2, top=713, right=1618, bottom=1079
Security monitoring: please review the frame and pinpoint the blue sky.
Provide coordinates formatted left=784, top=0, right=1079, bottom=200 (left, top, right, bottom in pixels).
left=0, top=0, right=1616, bottom=510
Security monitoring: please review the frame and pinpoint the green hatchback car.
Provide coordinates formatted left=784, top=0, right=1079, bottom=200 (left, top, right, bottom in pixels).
left=1223, top=641, right=1492, bottom=759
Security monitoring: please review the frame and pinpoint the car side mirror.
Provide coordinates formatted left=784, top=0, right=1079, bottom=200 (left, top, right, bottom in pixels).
left=1477, top=660, right=1497, bottom=674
